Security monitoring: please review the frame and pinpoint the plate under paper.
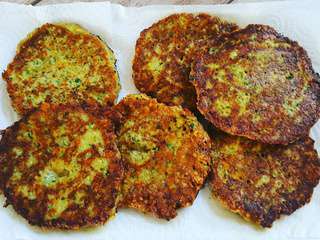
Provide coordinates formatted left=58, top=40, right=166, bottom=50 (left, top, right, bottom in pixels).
left=0, top=1, right=320, bottom=239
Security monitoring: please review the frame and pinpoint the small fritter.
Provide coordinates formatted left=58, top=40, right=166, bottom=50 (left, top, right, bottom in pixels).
left=191, top=24, right=320, bottom=144
left=209, top=131, right=320, bottom=228
left=113, top=94, right=211, bottom=219
left=0, top=104, right=123, bottom=229
left=133, top=13, right=238, bottom=110
left=2, top=23, right=120, bottom=116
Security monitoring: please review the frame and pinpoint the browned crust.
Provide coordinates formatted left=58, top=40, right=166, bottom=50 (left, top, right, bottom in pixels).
left=0, top=104, right=123, bottom=229
left=2, top=23, right=120, bottom=116
left=133, top=13, right=239, bottom=111
left=209, top=131, right=320, bottom=227
left=113, top=94, right=212, bottom=219
left=192, top=24, right=320, bottom=144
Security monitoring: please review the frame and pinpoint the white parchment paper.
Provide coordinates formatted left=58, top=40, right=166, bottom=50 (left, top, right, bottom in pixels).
left=0, top=1, right=320, bottom=239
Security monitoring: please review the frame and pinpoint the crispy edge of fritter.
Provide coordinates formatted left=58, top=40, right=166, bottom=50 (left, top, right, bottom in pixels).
left=192, top=24, right=320, bottom=145
left=112, top=94, right=212, bottom=220
left=2, top=23, right=120, bottom=116
left=0, top=104, right=124, bottom=229
left=0, top=124, right=19, bottom=193
left=209, top=132, right=320, bottom=228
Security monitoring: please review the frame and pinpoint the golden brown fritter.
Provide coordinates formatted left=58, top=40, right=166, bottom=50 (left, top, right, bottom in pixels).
left=2, top=23, right=120, bottom=116
left=133, top=13, right=238, bottom=111
left=209, top=131, right=320, bottom=228
left=113, top=94, right=211, bottom=219
left=191, top=24, right=320, bottom=144
left=0, top=104, right=123, bottom=229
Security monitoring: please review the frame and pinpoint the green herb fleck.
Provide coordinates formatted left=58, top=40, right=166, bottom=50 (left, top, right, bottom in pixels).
left=286, top=73, right=294, bottom=80
left=75, top=78, right=81, bottom=85
left=189, top=123, right=195, bottom=130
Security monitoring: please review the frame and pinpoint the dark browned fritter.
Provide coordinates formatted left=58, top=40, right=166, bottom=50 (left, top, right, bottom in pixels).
left=191, top=24, right=320, bottom=144
left=113, top=94, right=211, bottom=219
left=209, top=131, right=320, bottom=227
left=2, top=23, right=120, bottom=116
left=0, top=104, right=123, bottom=229
left=133, top=13, right=238, bottom=111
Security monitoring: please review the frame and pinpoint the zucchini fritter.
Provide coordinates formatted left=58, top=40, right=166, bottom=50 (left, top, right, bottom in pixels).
left=133, top=13, right=238, bottom=110
left=191, top=24, right=320, bottom=144
left=114, top=94, right=211, bottom=219
left=0, top=105, right=123, bottom=229
left=209, top=132, right=320, bottom=227
left=2, top=23, right=120, bottom=115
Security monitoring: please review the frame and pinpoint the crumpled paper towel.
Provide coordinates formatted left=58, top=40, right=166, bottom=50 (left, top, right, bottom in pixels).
left=0, top=0, right=319, bottom=239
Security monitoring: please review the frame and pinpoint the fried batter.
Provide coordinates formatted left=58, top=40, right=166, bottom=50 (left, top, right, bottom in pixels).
left=191, top=24, right=320, bottom=144
left=113, top=94, right=211, bottom=219
left=209, top=131, right=320, bottom=227
left=2, top=23, right=120, bottom=115
left=0, top=104, right=123, bottom=229
left=133, top=13, right=238, bottom=110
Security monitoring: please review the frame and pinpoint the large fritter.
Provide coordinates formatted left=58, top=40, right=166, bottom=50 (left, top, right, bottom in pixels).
left=0, top=105, right=123, bottom=229
left=209, top=132, right=320, bottom=228
left=133, top=13, right=238, bottom=110
left=2, top=23, right=120, bottom=115
left=113, top=94, right=211, bottom=219
left=191, top=24, right=320, bottom=144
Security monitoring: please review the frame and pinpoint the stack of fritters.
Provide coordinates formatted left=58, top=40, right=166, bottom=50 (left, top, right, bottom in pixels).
left=133, top=14, right=320, bottom=227
left=190, top=24, right=320, bottom=227
left=0, top=23, right=123, bottom=229
left=133, top=13, right=238, bottom=111
left=118, top=13, right=238, bottom=220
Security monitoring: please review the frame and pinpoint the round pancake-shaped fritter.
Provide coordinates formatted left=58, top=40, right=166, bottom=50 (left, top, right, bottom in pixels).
left=113, top=94, right=211, bottom=219
left=2, top=23, right=120, bottom=116
left=133, top=13, right=238, bottom=110
left=0, top=104, right=123, bottom=229
left=191, top=24, right=320, bottom=144
left=209, top=132, right=320, bottom=228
